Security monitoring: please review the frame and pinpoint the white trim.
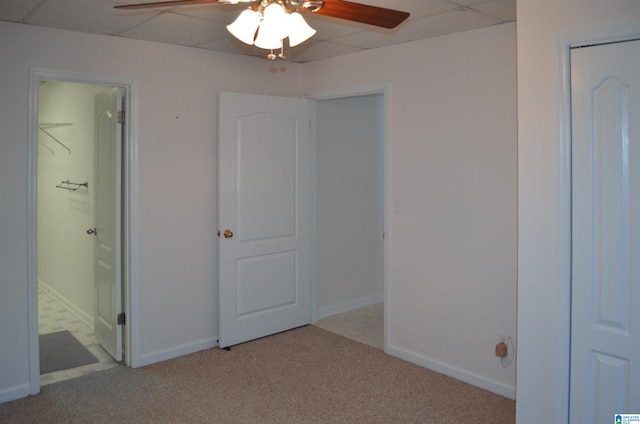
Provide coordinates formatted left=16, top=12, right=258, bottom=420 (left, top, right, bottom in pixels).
left=122, top=73, right=142, bottom=369
left=556, top=33, right=573, bottom=424
left=0, top=384, right=31, bottom=404
left=387, top=343, right=516, bottom=399
left=306, top=82, right=390, bottom=351
left=308, top=100, right=318, bottom=324
left=27, top=68, right=141, bottom=396
left=139, top=338, right=217, bottom=367
left=557, top=24, right=640, bottom=424
left=27, top=70, right=39, bottom=395
left=306, top=82, right=388, bottom=101
left=317, top=293, right=384, bottom=320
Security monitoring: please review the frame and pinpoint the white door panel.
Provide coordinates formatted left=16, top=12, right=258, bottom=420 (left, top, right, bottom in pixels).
left=570, top=39, right=640, bottom=423
left=93, top=87, right=123, bottom=361
left=218, top=92, right=312, bottom=348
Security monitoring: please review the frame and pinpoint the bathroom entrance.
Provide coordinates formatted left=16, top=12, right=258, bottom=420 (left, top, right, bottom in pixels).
left=36, top=80, right=125, bottom=385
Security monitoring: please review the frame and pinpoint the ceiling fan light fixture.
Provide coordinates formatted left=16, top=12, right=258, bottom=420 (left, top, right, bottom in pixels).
left=254, top=20, right=283, bottom=50
left=262, top=3, right=289, bottom=40
left=301, top=1, right=323, bottom=13
left=287, top=12, right=315, bottom=47
left=226, top=0, right=318, bottom=58
left=226, top=9, right=261, bottom=45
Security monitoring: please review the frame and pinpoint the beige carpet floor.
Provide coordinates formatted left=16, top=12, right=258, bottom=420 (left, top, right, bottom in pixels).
left=0, top=326, right=515, bottom=423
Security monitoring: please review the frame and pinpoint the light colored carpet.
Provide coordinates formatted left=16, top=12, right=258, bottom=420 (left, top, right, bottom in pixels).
left=0, top=325, right=515, bottom=423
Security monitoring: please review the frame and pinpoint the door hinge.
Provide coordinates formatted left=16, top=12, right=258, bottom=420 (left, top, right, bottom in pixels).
left=117, top=110, right=125, bottom=124
left=117, top=312, right=126, bottom=326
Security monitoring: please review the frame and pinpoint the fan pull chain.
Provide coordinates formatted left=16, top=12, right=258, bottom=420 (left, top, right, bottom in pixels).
left=266, top=40, right=285, bottom=60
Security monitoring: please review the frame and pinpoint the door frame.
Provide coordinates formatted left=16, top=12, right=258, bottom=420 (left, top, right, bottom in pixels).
left=27, top=68, right=141, bottom=394
left=557, top=25, right=640, bottom=422
left=306, top=83, right=389, bottom=350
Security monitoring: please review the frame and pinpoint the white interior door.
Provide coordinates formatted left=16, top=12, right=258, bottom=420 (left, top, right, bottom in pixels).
left=218, top=92, right=312, bottom=348
left=93, top=87, right=123, bottom=361
left=570, top=39, right=640, bottom=423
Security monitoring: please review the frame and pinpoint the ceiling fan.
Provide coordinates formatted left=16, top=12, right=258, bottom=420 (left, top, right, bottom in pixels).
left=115, top=0, right=410, bottom=59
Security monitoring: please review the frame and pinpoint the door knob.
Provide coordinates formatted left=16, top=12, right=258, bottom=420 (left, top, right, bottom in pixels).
left=223, top=229, right=234, bottom=239
left=86, top=227, right=98, bottom=235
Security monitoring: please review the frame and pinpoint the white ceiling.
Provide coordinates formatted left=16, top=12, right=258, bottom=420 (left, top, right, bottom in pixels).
left=0, top=0, right=515, bottom=63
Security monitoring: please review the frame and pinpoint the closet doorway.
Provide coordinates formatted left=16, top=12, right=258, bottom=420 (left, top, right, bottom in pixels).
left=35, top=79, right=126, bottom=386
left=313, top=90, right=386, bottom=350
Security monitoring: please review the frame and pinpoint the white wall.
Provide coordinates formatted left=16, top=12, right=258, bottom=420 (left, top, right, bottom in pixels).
left=515, top=1, right=640, bottom=422
left=303, top=23, right=518, bottom=398
left=316, top=94, right=384, bottom=317
left=37, top=82, right=104, bottom=324
left=0, top=20, right=301, bottom=403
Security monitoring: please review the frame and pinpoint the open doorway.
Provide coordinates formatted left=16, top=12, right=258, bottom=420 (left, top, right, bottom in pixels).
left=313, top=91, right=386, bottom=350
left=33, top=78, right=128, bottom=387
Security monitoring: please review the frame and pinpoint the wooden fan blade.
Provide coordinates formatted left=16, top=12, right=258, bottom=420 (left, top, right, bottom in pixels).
left=114, top=0, right=221, bottom=10
left=308, top=0, right=410, bottom=29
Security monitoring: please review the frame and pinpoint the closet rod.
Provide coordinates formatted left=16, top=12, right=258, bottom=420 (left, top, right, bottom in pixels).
left=56, top=180, right=88, bottom=191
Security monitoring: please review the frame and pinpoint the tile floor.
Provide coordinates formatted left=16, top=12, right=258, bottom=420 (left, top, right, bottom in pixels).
left=314, top=302, right=384, bottom=350
left=38, top=288, right=118, bottom=385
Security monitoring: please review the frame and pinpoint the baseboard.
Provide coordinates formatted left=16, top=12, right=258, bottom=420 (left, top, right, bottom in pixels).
left=0, top=383, right=31, bottom=404
left=38, top=280, right=94, bottom=329
left=317, top=292, right=383, bottom=320
left=139, top=337, right=218, bottom=367
left=386, top=344, right=516, bottom=400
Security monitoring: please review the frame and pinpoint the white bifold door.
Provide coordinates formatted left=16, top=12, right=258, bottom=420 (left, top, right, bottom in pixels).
left=217, top=92, right=312, bottom=348
left=570, top=39, right=640, bottom=423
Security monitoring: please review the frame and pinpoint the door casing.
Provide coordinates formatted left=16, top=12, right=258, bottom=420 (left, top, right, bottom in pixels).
left=306, top=83, right=389, bottom=350
left=557, top=25, right=640, bottom=422
left=27, top=69, right=141, bottom=394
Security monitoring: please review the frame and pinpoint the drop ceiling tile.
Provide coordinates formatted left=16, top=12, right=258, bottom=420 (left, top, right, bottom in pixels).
left=354, top=0, right=460, bottom=19
left=302, top=13, right=374, bottom=41
left=470, top=0, right=515, bottom=21
left=25, top=0, right=157, bottom=35
left=328, top=27, right=411, bottom=50
left=0, top=0, right=42, bottom=22
left=287, top=40, right=363, bottom=63
left=119, top=11, right=228, bottom=46
left=332, top=7, right=502, bottom=50
left=169, top=3, right=249, bottom=23
left=199, top=34, right=265, bottom=58
left=446, top=0, right=492, bottom=6
left=408, top=7, right=503, bottom=38
left=300, top=0, right=461, bottom=43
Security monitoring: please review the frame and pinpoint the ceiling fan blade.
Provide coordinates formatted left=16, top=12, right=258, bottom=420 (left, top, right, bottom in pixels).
left=114, top=0, right=222, bottom=10
left=307, top=0, right=410, bottom=29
